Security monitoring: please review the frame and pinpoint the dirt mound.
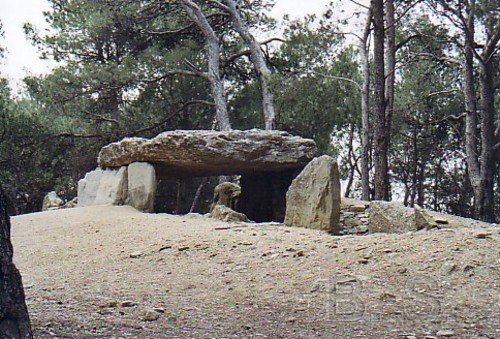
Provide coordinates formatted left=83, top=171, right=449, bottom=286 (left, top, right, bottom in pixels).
left=11, top=206, right=499, bottom=338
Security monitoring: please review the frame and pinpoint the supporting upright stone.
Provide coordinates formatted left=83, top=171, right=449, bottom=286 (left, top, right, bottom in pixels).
left=284, top=156, right=341, bottom=234
left=78, top=168, right=104, bottom=207
left=126, top=162, right=156, bottom=212
left=94, top=166, right=128, bottom=206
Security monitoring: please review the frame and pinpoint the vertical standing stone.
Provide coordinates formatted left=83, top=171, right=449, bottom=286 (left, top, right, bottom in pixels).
left=126, top=162, right=156, bottom=212
left=94, top=166, right=128, bottom=205
left=284, top=156, right=341, bottom=234
left=77, top=168, right=104, bottom=207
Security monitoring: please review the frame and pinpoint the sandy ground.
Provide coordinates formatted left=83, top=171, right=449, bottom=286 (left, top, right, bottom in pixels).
left=11, top=206, right=500, bottom=338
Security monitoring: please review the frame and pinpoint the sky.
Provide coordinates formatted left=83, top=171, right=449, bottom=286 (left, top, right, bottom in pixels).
left=0, top=0, right=353, bottom=91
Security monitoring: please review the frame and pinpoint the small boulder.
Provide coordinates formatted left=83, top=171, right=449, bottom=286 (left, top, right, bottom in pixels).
left=211, top=182, right=241, bottom=211
left=414, top=205, right=438, bottom=230
left=369, top=201, right=416, bottom=234
left=210, top=204, right=249, bottom=222
left=63, top=197, right=78, bottom=209
left=284, top=155, right=341, bottom=234
left=42, top=191, right=64, bottom=211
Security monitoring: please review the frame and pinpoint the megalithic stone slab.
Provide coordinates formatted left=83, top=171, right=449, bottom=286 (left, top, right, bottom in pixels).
left=98, top=129, right=317, bottom=178
left=94, top=166, right=128, bottom=206
left=78, top=168, right=104, bottom=207
left=126, top=162, right=156, bottom=212
left=284, top=155, right=341, bottom=234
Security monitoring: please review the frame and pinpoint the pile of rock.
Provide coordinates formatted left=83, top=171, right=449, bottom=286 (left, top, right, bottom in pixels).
left=339, top=201, right=370, bottom=235
left=41, top=192, right=78, bottom=211
left=337, top=200, right=450, bottom=235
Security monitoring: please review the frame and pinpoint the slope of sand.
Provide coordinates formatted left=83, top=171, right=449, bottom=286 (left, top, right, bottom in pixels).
left=11, top=206, right=499, bottom=338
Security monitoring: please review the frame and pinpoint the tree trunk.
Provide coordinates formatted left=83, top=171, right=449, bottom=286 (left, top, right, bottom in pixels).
left=371, top=0, right=389, bottom=200
left=384, top=0, right=395, bottom=199
left=0, top=187, right=33, bottom=338
left=223, top=0, right=276, bottom=129
left=344, top=123, right=356, bottom=198
left=410, top=123, right=418, bottom=207
left=180, top=0, right=231, bottom=131
left=477, top=59, right=497, bottom=222
left=360, top=7, right=372, bottom=201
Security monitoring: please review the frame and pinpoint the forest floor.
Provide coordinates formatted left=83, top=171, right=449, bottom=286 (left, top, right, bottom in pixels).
left=11, top=205, right=499, bottom=338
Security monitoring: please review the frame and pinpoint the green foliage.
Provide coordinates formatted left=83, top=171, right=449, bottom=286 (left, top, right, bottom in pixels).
left=0, top=80, right=76, bottom=212
left=232, top=16, right=360, bottom=153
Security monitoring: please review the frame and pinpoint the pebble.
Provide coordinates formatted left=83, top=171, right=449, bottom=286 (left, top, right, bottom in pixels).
left=474, top=232, right=491, bottom=239
left=178, top=246, right=190, bottom=251
left=293, top=250, right=305, bottom=257
left=142, top=309, right=161, bottom=321
left=440, top=262, right=457, bottom=275
left=129, top=251, right=143, bottom=258
left=349, top=205, right=367, bottom=212
left=121, top=300, right=138, bottom=307
left=436, top=330, right=454, bottom=337
left=101, top=300, right=118, bottom=308
left=214, top=226, right=231, bottom=231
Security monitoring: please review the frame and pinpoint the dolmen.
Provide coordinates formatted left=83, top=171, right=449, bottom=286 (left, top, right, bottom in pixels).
left=77, top=129, right=342, bottom=234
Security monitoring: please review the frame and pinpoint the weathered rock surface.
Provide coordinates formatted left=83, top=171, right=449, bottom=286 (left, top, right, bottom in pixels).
left=414, top=205, right=438, bottom=230
left=340, top=198, right=371, bottom=235
left=94, top=167, right=128, bottom=206
left=284, top=155, right=341, bottom=234
left=98, top=129, right=317, bottom=177
left=210, top=204, right=249, bottom=222
left=211, top=182, right=241, bottom=211
left=78, top=167, right=128, bottom=207
left=42, top=191, right=64, bottom=211
left=126, top=162, right=156, bottom=212
left=63, top=197, right=78, bottom=209
left=369, top=201, right=417, bottom=234
left=78, top=168, right=103, bottom=207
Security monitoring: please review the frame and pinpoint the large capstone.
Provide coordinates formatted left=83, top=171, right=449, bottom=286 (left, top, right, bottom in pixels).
left=284, top=155, right=341, bottom=234
left=98, top=129, right=317, bottom=177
